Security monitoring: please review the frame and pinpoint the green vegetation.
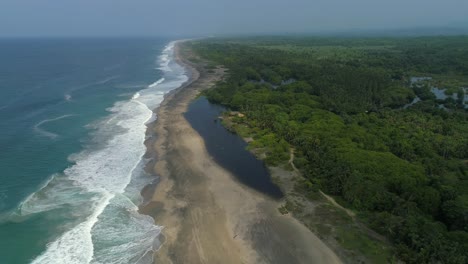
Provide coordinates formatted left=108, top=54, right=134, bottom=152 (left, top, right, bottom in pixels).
left=189, top=36, right=468, bottom=263
left=336, top=226, right=394, bottom=263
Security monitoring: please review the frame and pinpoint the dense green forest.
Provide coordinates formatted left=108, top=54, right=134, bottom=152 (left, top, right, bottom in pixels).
left=189, top=36, right=468, bottom=263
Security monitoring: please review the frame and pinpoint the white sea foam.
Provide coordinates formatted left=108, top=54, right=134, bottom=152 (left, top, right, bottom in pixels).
left=95, top=76, right=119, bottom=85
left=158, top=43, right=175, bottom=72
left=32, top=193, right=112, bottom=264
left=17, top=174, right=59, bottom=215
left=149, top=78, right=165, bottom=88
left=90, top=194, right=160, bottom=264
left=29, top=40, right=187, bottom=264
left=65, top=76, right=120, bottom=98
left=132, top=92, right=140, bottom=100
left=33, top=114, right=76, bottom=139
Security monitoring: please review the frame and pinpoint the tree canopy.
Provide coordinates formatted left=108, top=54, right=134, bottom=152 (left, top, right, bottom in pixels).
left=190, top=36, right=468, bottom=263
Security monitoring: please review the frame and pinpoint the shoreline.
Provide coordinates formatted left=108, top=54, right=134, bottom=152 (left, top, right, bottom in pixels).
left=140, top=40, right=343, bottom=264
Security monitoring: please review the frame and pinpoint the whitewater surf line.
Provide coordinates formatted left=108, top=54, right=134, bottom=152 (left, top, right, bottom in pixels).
left=24, top=41, right=187, bottom=264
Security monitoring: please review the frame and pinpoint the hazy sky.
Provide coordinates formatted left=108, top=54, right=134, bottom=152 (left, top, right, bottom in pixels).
left=0, top=0, right=467, bottom=37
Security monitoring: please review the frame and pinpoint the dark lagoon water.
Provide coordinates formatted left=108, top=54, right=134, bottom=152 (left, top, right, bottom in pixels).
left=185, top=97, right=283, bottom=199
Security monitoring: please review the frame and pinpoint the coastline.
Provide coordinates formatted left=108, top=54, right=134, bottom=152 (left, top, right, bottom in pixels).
left=141, top=41, right=343, bottom=264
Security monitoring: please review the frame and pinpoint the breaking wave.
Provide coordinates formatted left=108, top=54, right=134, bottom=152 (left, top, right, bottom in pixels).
left=23, top=41, right=187, bottom=264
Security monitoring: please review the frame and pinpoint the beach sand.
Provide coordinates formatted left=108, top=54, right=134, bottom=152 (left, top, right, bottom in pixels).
left=140, top=41, right=343, bottom=264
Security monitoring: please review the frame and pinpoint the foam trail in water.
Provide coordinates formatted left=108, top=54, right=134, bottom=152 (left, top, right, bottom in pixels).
left=157, top=44, right=175, bottom=72
left=33, top=114, right=76, bottom=139
left=65, top=76, right=120, bottom=98
left=31, top=193, right=112, bottom=264
left=30, top=88, right=155, bottom=263
left=132, top=92, right=140, bottom=100
left=29, top=40, right=187, bottom=264
left=149, top=78, right=165, bottom=88
left=95, top=76, right=119, bottom=85
left=17, top=174, right=58, bottom=215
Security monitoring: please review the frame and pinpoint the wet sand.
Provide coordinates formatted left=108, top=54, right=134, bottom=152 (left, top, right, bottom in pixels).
left=141, top=41, right=343, bottom=264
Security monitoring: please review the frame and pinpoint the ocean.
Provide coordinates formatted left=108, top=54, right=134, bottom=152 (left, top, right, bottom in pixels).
left=0, top=38, right=187, bottom=263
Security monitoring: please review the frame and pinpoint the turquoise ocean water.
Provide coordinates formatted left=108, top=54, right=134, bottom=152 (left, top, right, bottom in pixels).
left=0, top=38, right=187, bottom=263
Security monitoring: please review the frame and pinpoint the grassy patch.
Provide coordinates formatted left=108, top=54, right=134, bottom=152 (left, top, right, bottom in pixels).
left=315, top=223, right=332, bottom=237
left=271, top=175, right=281, bottom=186
left=336, top=227, right=394, bottom=264
left=278, top=205, right=288, bottom=215
left=314, top=204, right=352, bottom=226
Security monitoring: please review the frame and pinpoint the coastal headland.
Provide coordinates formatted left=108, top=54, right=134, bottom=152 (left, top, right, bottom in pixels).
left=140, top=41, right=342, bottom=264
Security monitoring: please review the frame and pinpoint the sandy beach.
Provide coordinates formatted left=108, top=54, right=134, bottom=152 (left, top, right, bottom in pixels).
left=141, top=41, right=343, bottom=264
